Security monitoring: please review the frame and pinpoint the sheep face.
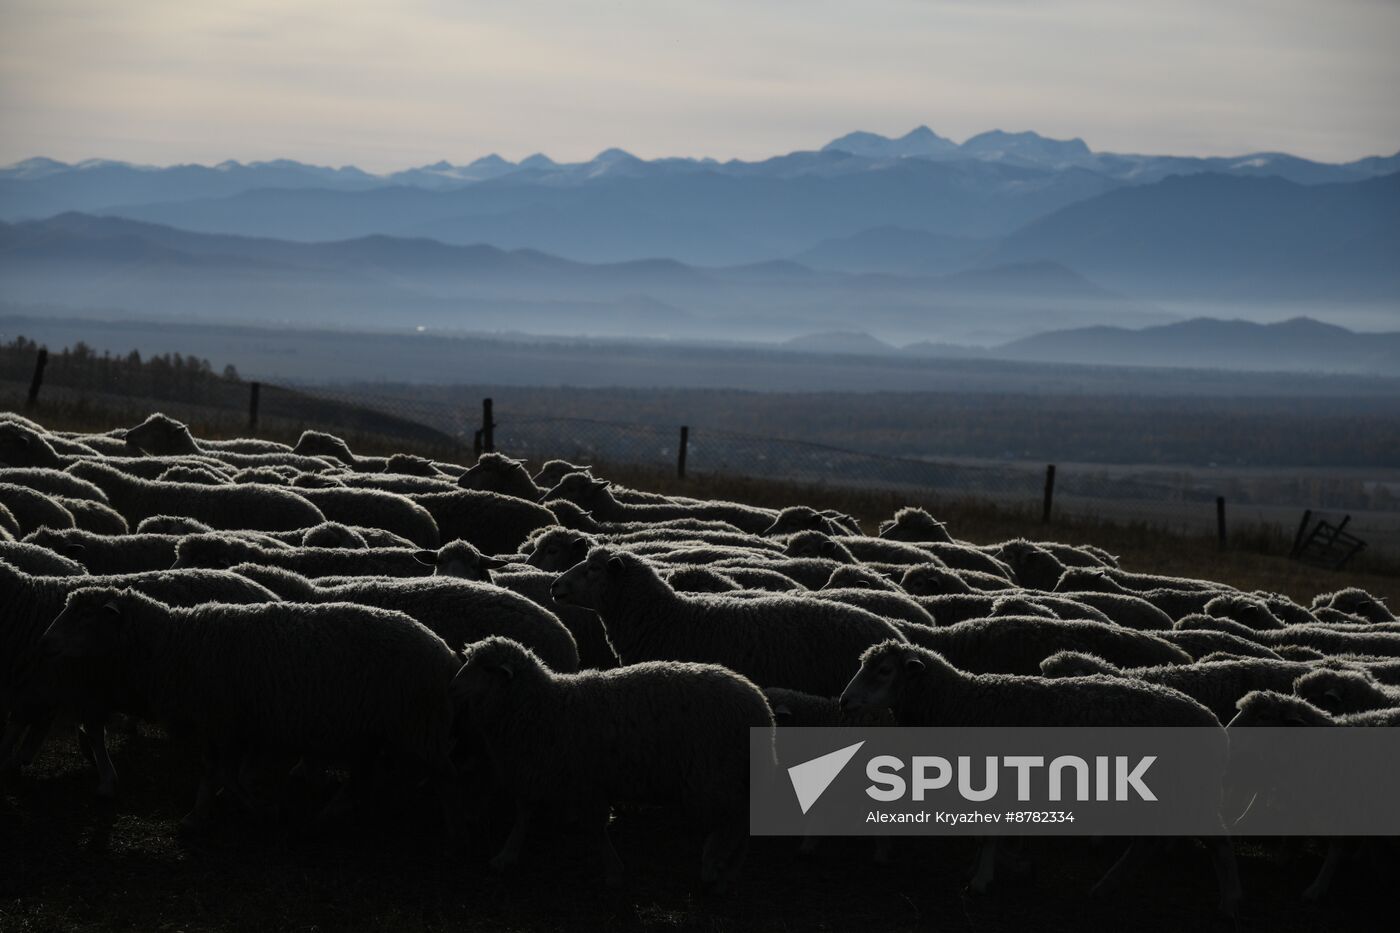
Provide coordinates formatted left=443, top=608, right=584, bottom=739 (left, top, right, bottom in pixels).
left=303, top=523, right=366, bottom=549
left=1039, top=651, right=1118, bottom=678
left=1228, top=690, right=1333, bottom=729
left=995, top=541, right=1064, bottom=591
left=543, top=499, right=599, bottom=532
left=526, top=529, right=591, bottom=572
left=450, top=637, right=542, bottom=716
left=418, top=541, right=507, bottom=581
left=1053, top=568, right=1123, bottom=595
left=385, top=454, right=442, bottom=477
left=550, top=549, right=627, bottom=610
left=123, top=414, right=199, bottom=456
left=1292, top=668, right=1388, bottom=715
left=1319, top=588, right=1393, bottom=623
left=171, top=536, right=254, bottom=570
left=840, top=641, right=926, bottom=714
left=822, top=566, right=892, bottom=592
left=1206, top=595, right=1282, bottom=631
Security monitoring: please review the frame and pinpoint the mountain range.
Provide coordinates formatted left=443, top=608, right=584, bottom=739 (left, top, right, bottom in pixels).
left=2, top=127, right=1397, bottom=357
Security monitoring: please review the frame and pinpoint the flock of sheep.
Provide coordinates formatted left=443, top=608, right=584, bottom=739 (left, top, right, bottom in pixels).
left=2, top=410, right=1397, bottom=916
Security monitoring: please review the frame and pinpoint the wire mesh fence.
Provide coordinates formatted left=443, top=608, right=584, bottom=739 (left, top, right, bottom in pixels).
left=6, top=342, right=1398, bottom=564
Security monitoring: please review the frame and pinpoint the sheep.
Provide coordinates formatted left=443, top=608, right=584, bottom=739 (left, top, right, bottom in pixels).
left=1055, top=569, right=1220, bottom=620
left=23, top=527, right=261, bottom=575
left=117, top=413, right=295, bottom=457
left=452, top=636, right=772, bottom=888
left=20, top=586, right=457, bottom=824
left=915, top=543, right=1014, bottom=580
left=898, top=563, right=1016, bottom=595
left=533, top=459, right=591, bottom=489
left=1158, top=626, right=1286, bottom=661
left=0, top=562, right=280, bottom=794
left=544, top=474, right=777, bottom=535
left=232, top=466, right=291, bottom=486
left=1227, top=690, right=1400, bottom=901
left=1291, top=667, right=1400, bottom=716
left=291, top=430, right=360, bottom=467
left=907, top=593, right=1109, bottom=628
left=228, top=564, right=578, bottom=673
left=824, top=566, right=901, bottom=592
left=0, top=541, right=86, bottom=577
left=896, top=615, right=1189, bottom=674
left=291, top=487, right=440, bottom=548
left=1046, top=591, right=1174, bottom=632
left=0, top=422, right=79, bottom=468
left=174, top=533, right=432, bottom=579
left=551, top=547, right=905, bottom=696
left=543, top=499, right=603, bottom=533
left=1274, top=644, right=1326, bottom=661
left=782, top=530, right=933, bottom=568
left=292, top=473, right=348, bottom=489
left=840, top=641, right=1239, bottom=913
left=1038, top=651, right=1314, bottom=723
left=1311, top=587, right=1394, bottom=624
left=1248, top=591, right=1321, bottom=627
left=158, top=464, right=232, bottom=485
left=762, top=506, right=847, bottom=537
left=0, top=468, right=110, bottom=504
left=988, top=594, right=1114, bottom=625
left=876, top=507, right=954, bottom=543
left=458, top=453, right=545, bottom=501
left=799, top=588, right=937, bottom=628
left=384, top=453, right=445, bottom=477
left=1204, top=594, right=1286, bottom=631
left=708, top=556, right=844, bottom=591
left=411, top=490, right=556, bottom=555
left=66, top=461, right=326, bottom=533
left=55, top=497, right=128, bottom=535
left=0, top=484, right=75, bottom=535
left=1177, top=615, right=1400, bottom=658
left=490, top=569, right=617, bottom=670
left=992, top=541, right=1115, bottom=592
left=134, top=516, right=215, bottom=535
left=416, top=539, right=515, bottom=581
left=296, top=521, right=369, bottom=549
left=665, top=566, right=742, bottom=593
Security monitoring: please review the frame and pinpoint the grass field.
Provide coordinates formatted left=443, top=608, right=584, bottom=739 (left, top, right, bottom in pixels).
left=3, top=401, right=1396, bottom=931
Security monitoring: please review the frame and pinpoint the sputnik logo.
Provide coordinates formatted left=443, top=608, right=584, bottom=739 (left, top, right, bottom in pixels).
left=787, top=741, right=865, bottom=814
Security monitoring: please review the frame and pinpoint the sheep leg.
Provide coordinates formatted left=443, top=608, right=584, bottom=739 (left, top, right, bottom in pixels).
left=1210, top=836, right=1242, bottom=916
left=585, top=801, right=626, bottom=888
left=1090, top=837, right=1161, bottom=899
left=490, top=803, right=533, bottom=872
left=968, top=838, right=999, bottom=893
left=15, top=710, right=56, bottom=767
left=1302, top=838, right=1351, bottom=903
left=81, top=719, right=119, bottom=799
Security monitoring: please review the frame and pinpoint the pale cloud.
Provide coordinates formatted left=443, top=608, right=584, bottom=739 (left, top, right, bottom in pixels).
left=0, top=0, right=1396, bottom=170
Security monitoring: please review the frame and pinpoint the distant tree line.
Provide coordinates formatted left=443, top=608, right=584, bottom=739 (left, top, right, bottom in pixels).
left=1, top=335, right=242, bottom=404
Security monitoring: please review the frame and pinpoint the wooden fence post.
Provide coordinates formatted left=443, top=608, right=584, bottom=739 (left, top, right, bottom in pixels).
left=678, top=425, right=689, bottom=479
left=1216, top=496, right=1227, bottom=551
left=247, top=381, right=260, bottom=432
left=1042, top=464, right=1056, bottom=523
left=482, top=398, right=494, bottom=453
left=25, top=348, right=47, bottom=408
left=1289, top=509, right=1312, bottom=558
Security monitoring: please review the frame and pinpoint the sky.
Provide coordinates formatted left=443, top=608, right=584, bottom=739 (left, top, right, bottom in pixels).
left=1, top=0, right=1397, bottom=171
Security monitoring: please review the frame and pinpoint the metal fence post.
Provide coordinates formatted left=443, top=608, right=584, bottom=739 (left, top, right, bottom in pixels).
left=1216, top=496, right=1227, bottom=551
left=25, top=348, right=47, bottom=408
left=678, top=425, right=689, bottom=479
left=1042, top=464, right=1056, bottom=523
left=482, top=398, right=494, bottom=453
left=248, top=381, right=260, bottom=432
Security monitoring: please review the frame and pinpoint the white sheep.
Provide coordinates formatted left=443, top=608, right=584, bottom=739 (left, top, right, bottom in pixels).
left=451, top=636, right=774, bottom=888
left=551, top=547, right=905, bottom=696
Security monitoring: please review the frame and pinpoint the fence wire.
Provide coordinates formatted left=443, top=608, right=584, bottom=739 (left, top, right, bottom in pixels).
left=7, top=363, right=1399, bottom=560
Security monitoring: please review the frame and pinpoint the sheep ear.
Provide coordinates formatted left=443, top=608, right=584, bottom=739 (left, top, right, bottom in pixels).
left=479, top=555, right=508, bottom=570
left=112, top=430, right=125, bottom=441
left=819, top=540, right=838, bottom=555
left=490, top=662, right=515, bottom=681
left=591, top=478, right=610, bottom=490
left=607, top=555, right=625, bottom=576
left=572, top=537, right=589, bottom=552
left=1323, top=689, right=1343, bottom=704
left=773, top=705, right=793, bottom=723
left=102, top=601, right=122, bottom=618
left=413, top=550, right=438, bottom=566
left=61, top=543, right=86, bottom=556
left=904, top=657, right=925, bottom=673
